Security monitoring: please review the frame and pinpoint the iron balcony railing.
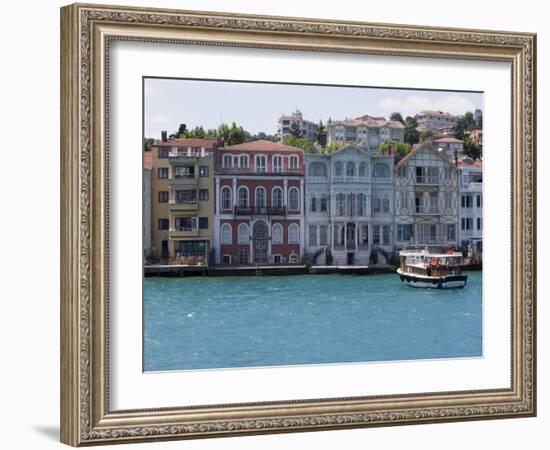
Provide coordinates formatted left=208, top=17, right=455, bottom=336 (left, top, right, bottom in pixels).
left=234, top=206, right=287, bottom=216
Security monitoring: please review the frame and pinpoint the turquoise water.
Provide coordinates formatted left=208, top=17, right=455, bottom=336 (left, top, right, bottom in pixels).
left=144, top=272, right=482, bottom=371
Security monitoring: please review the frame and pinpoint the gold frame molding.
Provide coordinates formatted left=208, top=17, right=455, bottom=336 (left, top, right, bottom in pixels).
left=60, top=3, right=536, bottom=446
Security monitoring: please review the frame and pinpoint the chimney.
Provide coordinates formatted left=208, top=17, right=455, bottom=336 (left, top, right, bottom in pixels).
left=161, top=130, right=167, bottom=142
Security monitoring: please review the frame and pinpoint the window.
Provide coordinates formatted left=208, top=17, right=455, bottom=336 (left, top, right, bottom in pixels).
left=255, top=155, right=266, bottom=173
left=175, top=166, right=194, bottom=178
left=272, top=187, right=283, bottom=208
left=255, top=187, right=266, bottom=208
left=238, top=223, right=249, bottom=244
left=477, top=217, right=482, bottom=230
left=382, top=197, right=390, bottom=213
left=158, top=191, right=169, bottom=203
left=273, top=254, right=282, bottom=264
left=461, top=195, right=473, bottom=208
left=397, top=224, right=414, bottom=242
left=221, top=223, right=232, bottom=244
left=397, top=166, right=407, bottom=177
left=175, top=190, right=196, bottom=203
left=199, top=217, right=209, bottom=229
left=356, top=193, right=366, bottom=216
left=382, top=225, right=390, bottom=244
left=334, top=161, right=343, bottom=177
left=336, top=193, right=346, bottom=216
left=346, top=162, right=356, bottom=177
left=308, top=161, right=327, bottom=177
left=161, top=240, right=169, bottom=258
left=237, top=186, right=249, bottom=208
left=273, top=155, right=283, bottom=172
left=175, top=217, right=197, bottom=231
left=199, top=189, right=209, bottom=201
left=223, top=154, right=232, bottom=168
left=158, top=168, right=168, bottom=179
left=361, top=225, right=369, bottom=244
left=372, top=225, right=380, bottom=244
left=289, top=253, right=298, bottom=263
left=447, top=224, right=456, bottom=240
left=199, top=166, right=209, bottom=177
left=222, top=254, right=232, bottom=265
left=288, top=188, right=299, bottom=211
left=319, top=226, right=328, bottom=246
left=308, top=225, right=317, bottom=247
left=320, top=194, right=328, bottom=212
left=310, top=196, right=317, bottom=212
left=373, top=164, right=390, bottom=178
left=239, top=250, right=249, bottom=265
left=158, top=147, right=169, bottom=158
left=178, top=241, right=206, bottom=256
left=476, top=195, right=482, bottom=208
left=348, top=193, right=356, bottom=216
left=221, top=187, right=232, bottom=211
left=289, top=224, right=299, bottom=244
left=358, top=162, right=368, bottom=178
left=158, top=218, right=169, bottom=230
left=289, top=155, right=299, bottom=169
left=461, top=218, right=473, bottom=230
left=372, top=197, right=381, bottom=214
left=176, top=146, right=187, bottom=156
left=239, top=155, right=248, bottom=168
left=272, top=223, right=283, bottom=244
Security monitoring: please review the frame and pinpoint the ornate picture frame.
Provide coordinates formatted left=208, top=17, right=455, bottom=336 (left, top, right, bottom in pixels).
left=60, top=3, right=536, bottom=446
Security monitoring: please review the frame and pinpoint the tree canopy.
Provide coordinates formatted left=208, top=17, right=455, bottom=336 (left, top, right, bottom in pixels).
left=380, top=140, right=412, bottom=159
left=403, top=116, right=420, bottom=146
left=283, top=135, right=316, bottom=153
left=389, top=112, right=405, bottom=124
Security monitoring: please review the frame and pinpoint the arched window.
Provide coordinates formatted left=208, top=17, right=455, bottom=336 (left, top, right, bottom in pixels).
left=308, top=161, right=327, bottom=177
left=221, top=186, right=232, bottom=211
left=288, top=187, right=299, bottom=211
left=272, top=187, right=283, bottom=208
left=288, top=253, right=298, bottom=263
left=237, top=223, right=249, bottom=244
left=359, top=162, right=368, bottom=178
left=223, top=154, right=232, bottom=168
left=334, top=161, right=343, bottom=177
left=320, top=194, right=328, bottom=212
left=255, top=186, right=266, bottom=209
left=346, top=161, right=356, bottom=177
left=288, top=224, right=300, bottom=244
left=373, top=163, right=390, bottom=178
left=221, top=223, right=232, bottom=244
left=237, top=186, right=249, bottom=208
left=272, top=223, right=283, bottom=244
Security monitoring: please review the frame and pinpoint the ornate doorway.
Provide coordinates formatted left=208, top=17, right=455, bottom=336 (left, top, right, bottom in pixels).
left=253, top=220, right=269, bottom=264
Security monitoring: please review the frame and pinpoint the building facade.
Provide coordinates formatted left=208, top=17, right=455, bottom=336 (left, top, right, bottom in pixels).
left=434, top=136, right=464, bottom=161
left=305, top=145, right=395, bottom=265
left=326, top=115, right=404, bottom=151
left=394, top=142, right=459, bottom=249
left=143, top=151, right=153, bottom=257
left=213, top=140, right=305, bottom=266
left=457, top=161, right=483, bottom=247
left=150, top=138, right=217, bottom=264
left=278, top=110, right=319, bottom=142
left=416, top=110, right=458, bottom=131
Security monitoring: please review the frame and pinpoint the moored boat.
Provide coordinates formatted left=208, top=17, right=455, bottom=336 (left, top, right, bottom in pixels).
left=397, top=248, right=467, bottom=289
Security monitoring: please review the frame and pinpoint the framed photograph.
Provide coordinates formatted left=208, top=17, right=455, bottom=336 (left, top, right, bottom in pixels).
left=60, top=3, right=536, bottom=446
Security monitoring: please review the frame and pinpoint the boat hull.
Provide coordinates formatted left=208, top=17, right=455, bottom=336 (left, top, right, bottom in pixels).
left=397, top=269, right=468, bottom=289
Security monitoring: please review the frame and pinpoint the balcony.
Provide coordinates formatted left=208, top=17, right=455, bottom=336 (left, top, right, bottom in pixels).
left=169, top=227, right=199, bottom=237
left=415, top=206, right=440, bottom=215
left=466, top=182, right=483, bottom=192
left=169, top=199, right=199, bottom=211
left=169, top=175, right=198, bottom=186
left=415, top=176, right=439, bottom=185
left=168, top=154, right=199, bottom=163
left=333, top=176, right=370, bottom=184
left=234, top=206, right=287, bottom=216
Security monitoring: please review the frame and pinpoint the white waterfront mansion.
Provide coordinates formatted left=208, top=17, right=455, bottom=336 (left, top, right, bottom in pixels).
left=457, top=160, right=483, bottom=261
left=305, top=145, right=395, bottom=265
left=394, top=142, right=460, bottom=249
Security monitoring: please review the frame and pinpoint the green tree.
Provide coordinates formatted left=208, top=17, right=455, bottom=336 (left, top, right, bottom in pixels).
left=380, top=140, right=412, bottom=159
left=289, top=121, right=302, bottom=138
left=217, top=122, right=247, bottom=146
left=143, top=137, right=154, bottom=151
left=176, top=123, right=187, bottom=138
left=390, top=112, right=404, bottom=124
left=453, top=111, right=477, bottom=140
left=283, top=135, right=316, bottom=153
left=420, top=129, right=434, bottom=142
left=403, top=116, right=420, bottom=146
left=463, top=136, right=482, bottom=160
left=321, top=142, right=346, bottom=153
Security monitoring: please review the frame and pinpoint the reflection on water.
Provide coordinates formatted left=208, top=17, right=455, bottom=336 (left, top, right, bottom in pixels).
left=144, top=273, right=482, bottom=371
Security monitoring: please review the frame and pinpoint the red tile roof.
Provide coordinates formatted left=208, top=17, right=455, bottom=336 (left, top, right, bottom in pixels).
left=224, top=140, right=303, bottom=152
left=434, top=137, right=464, bottom=143
left=154, top=138, right=218, bottom=148
left=143, top=151, right=153, bottom=170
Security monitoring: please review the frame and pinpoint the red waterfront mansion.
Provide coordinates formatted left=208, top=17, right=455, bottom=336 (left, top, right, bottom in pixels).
left=213, top=140, right=305, bottom=265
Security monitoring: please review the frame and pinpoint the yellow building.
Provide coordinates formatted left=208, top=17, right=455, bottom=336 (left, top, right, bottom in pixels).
left=149, top=138, right=217, bottom=265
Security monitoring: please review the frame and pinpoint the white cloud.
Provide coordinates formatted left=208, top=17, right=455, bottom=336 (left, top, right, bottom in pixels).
left=377, top=94, right=476, bottom=117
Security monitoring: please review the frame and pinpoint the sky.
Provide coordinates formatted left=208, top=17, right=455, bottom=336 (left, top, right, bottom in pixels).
left=144, top=77, right=483, bottom=139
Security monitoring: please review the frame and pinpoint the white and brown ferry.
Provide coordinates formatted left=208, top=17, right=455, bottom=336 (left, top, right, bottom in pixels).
left=397, top=249, right=467, bottom=289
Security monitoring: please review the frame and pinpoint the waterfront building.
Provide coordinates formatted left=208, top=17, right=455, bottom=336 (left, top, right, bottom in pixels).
left=394, top=142, right=459, bottom=249
left=416, top=110, right=458, bottom=131
left=457, top=160, right=483, bottom=259
left=434, top=136, right=464, bottom=161
left=143, top=151, right=153, bottom=257
left=278, top=110, right=319, bottom=142
left=150, top=136, right=217, bottom=264
left=305, top=144, right=395, bottom=265
left=213, top=140, right=305, bottom=265
left=326, top=115, right=404, bottom=151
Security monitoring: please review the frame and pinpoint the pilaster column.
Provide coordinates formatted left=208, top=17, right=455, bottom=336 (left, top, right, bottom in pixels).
left=232, top=177, right=237, bottom=208
left=283, top=178, right=288, bottom=209
left=215, top=178, right=220, bottom=214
